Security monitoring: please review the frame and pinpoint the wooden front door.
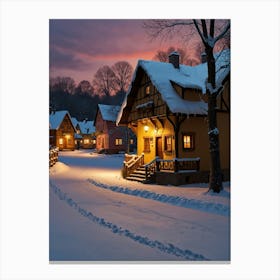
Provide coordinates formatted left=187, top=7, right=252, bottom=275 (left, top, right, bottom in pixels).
left=156, top=137, right=163, bottom=159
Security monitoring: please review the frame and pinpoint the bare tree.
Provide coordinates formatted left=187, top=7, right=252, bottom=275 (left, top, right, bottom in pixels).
left=75, top=80, right=94, bottom=96
left=112, top=61, right=133, bottom=93
left=144, top=19, right=230, bottom=193
left=153, top=46, right=193, bottom=64
left=50, top=76, right=76, bottom=95
left=92, top=65, right=116, bottom=97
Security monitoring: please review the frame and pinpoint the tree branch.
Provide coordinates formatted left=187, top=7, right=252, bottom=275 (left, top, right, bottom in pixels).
left=214, top=21, right=230, bottom=45
left=210, top=19, right=215, bottom=37
left=201, top=20, right=208, bottom=38
left=193, top=19, right=207, bottom=46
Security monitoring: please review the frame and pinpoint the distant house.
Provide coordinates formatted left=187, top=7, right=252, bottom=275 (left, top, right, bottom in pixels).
left=117, top=49, right=230, bottom=185
left=49, top=110, right=76, bottom=150
left=71, top=117, right=83, bottom=149
left=95, top=104, right=136, bottom=154
left=78, top=119, right=96, bottom=149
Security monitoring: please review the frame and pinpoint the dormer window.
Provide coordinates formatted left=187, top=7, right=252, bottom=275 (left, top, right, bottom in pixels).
left=145, top=85, right=150, bottom=95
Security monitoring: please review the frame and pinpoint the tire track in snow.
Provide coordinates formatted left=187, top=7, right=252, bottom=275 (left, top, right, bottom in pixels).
left=87, top=179, right=229, bottom=217
left=50, top=181, right=209, bottom=261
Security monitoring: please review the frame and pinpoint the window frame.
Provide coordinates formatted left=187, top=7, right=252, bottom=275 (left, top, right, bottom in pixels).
left=145, top=85, right=151, bottom=95
left=182, top=132, right=195, bottom=151
left=164, top=135, right=173, bottom=152
left=115, top=138, right=123, bottom=146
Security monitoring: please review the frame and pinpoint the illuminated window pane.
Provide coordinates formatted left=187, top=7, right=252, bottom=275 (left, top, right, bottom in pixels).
left=183, top=134, right=194, bottom=150
left=59, top=138, right=63, bottom=145
left=165, top=136, right=172, bottom=152
left=115, top=138, right=122, bottom=146
left=145, top=86, right=150, bottom=95
left=84, top=139, right=89, bottom=144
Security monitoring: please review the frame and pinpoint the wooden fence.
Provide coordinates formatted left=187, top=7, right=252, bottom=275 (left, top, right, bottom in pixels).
left=49, top=146, right=59, bottom=167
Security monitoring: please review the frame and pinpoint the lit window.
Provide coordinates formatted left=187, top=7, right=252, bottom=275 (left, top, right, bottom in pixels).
left=164, top=136, right=172, bottom=152
left=183, top=133, right=195, bottom=150
left=145, top=85, right=150, bottom=95
left=93, top=139, right=96, bottom=144
left=130, top=139, right=134, bottom=145
left=84, top=139, right=89, bottom=144
left=59, top=138, right=63, bottom=145
left=115, top=138, right=123, bottom=146
left=143, top=137, right=150, bottom=153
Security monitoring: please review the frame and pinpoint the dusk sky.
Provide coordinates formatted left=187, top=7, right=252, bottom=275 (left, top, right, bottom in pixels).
left=49, top=19, right=191, bottom=84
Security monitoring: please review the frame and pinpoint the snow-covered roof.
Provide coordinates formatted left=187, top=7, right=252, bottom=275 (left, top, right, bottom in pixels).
left=78, top=120, right=96, bottom=134
left=49, top=110, right=75, bottom=130
left=98, top=104, right=121, bottom=122
left=74, top=133, right=83, bottom=139
left=117, top=49, right=230, bottom=125
left=169, top=51, right=180, bottom=56
left=71, top=117, right=79, bottom=128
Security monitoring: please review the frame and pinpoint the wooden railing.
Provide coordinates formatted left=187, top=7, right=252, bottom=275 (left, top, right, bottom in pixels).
left=156, top=157, right=200, bottom=173
left=49, top=146, right=59, bottom=167
left=123, top=153, right=144, bottom=178
left=122, top=154, right=200, bottom=181
left=144, top=157, right=158, bottom=181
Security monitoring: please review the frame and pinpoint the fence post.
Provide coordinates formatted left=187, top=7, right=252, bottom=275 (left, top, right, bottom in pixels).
left=156, top=158, right=160, bottom=172
left=123, top=162, right=127, bottom=178
left=174, top=159, right=178, bottom=173
left=197, top=158, right=200, bottom=171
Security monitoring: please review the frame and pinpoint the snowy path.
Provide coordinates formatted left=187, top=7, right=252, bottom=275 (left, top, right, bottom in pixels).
left=50, top=181, right=207, bottom=261
left=49, top=150, right=230, bottom=261
left=86, top=178, right=230, bottom=216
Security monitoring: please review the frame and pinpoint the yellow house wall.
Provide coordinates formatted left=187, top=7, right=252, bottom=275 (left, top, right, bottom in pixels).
left=136, top=113, right=229, bottom=171
left=137, top=122, right=156, bottom=163
left=178, top=117, right=210, bottom=171
left=137, top=118, right=175, bottom=164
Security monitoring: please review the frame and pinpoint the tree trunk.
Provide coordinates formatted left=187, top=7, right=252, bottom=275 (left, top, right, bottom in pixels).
left=206, top=47, right=223, bottom=193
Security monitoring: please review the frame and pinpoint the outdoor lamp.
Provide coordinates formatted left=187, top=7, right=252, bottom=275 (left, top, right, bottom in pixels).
left=144, top=125, right=149, bottom=132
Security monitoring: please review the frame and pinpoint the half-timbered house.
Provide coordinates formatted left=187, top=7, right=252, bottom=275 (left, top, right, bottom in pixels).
left=49, top=110, right=76, bottom=150
left=117, top=49, right=230, bottom=185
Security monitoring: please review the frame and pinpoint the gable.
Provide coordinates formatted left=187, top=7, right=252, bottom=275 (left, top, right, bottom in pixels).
left=126, top=70, right=167, bottom=123
left=117, top=66, right=208, bottom=125
left=49, top=110, right=76, bottom=131
left=117, top=49, right=230, bottom=125
left=59, top=114, right=76, bottom=132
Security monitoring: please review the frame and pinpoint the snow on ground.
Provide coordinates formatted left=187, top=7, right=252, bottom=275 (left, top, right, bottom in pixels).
left=49, top=150, right=230, bottom=262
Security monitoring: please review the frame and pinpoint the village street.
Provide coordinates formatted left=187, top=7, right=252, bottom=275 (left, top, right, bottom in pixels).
left=49, top=150, right=230, bottom=262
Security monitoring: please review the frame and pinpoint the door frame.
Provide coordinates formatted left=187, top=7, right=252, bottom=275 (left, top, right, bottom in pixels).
left=156, top=136, right=163, bottom=159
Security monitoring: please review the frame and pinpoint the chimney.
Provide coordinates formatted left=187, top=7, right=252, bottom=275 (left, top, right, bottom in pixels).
left=168, top=51, right=180, bottom=69
left=201, top=52, right=207, bottom=63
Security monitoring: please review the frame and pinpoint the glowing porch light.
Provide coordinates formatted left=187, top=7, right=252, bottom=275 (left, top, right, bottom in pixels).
left=144, top=125, right=149, bottom=132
